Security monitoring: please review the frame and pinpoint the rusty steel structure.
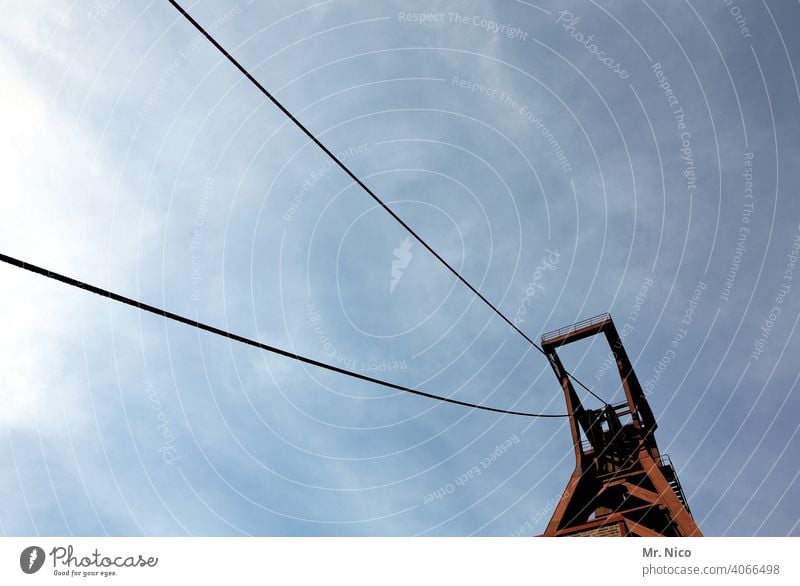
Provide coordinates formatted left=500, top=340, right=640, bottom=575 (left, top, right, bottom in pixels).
left=540, top=313, right=702, bottom=537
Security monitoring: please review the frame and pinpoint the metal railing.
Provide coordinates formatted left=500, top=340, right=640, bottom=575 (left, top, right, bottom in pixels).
left=542, top=312, right=612, bottom=343
left=660, top=454, right=692, bottom=514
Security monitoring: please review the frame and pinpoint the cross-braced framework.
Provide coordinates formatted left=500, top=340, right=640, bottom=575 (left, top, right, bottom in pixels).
left=540, top=314, right=702, bottom=537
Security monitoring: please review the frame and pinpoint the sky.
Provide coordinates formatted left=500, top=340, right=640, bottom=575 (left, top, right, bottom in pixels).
left=1, top=0, right=799, bottom=536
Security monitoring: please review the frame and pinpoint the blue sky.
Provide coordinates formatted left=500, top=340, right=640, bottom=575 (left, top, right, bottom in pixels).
left=1, top=0, right=799, bottom=536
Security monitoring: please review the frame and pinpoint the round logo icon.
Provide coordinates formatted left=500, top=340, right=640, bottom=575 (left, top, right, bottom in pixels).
left=20, top=546, right=45, bottom=574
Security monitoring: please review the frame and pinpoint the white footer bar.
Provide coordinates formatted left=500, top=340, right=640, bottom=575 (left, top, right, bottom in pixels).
left=1, top=537, right=796, bottom=584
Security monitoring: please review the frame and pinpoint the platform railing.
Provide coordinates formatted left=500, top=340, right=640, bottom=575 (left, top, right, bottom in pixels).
left=541, top=312, right=612, bottom=343
left=659, top=454, right=692, bottom=514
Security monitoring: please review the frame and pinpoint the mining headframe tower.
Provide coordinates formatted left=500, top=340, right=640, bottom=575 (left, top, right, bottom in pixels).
left=540, top=313, right=702, bottom=537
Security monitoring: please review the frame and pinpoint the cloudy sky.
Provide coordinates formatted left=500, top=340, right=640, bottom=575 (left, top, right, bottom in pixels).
left=1, top=0, right=799, bottom=536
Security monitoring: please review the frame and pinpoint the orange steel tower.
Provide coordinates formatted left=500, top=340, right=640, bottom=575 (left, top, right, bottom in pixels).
left=540, top=313, right=702, bottom=537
